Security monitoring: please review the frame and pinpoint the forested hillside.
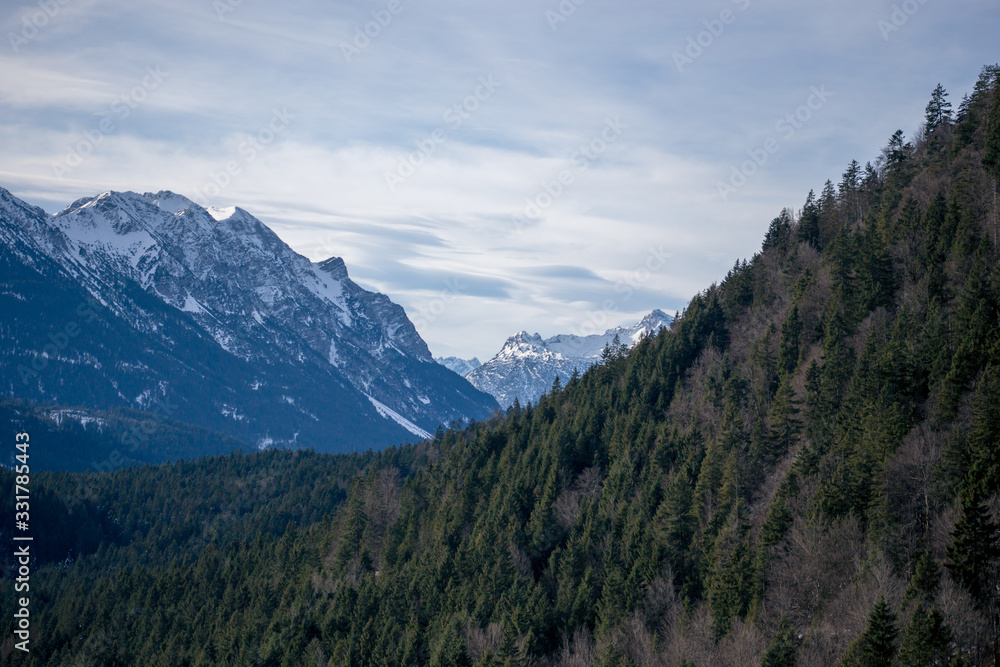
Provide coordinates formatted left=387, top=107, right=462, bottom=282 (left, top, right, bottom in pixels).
left=0, top=399, right=249, bottom=472
left=3, top=66, right=1000, bottom=665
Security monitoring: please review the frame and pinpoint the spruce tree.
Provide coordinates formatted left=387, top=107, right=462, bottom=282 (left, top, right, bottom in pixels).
left=903, top=549, right=940, bottom=605
left=924, top=84, right=953, bottom=135
left=839, top=596, right=898, bottom=667
left=882, top=130, right=909, bottom=170
left=946, top=493, right=1000, bottom=610
left=897, top=604, right=952, bottom=667
left=982, top=69, right=1000, bottom=182
left=761, top=614, right=800, bottom=667
left=798, top=190, right=821, bottom=247
left=778, top=305, right=803, bottom=376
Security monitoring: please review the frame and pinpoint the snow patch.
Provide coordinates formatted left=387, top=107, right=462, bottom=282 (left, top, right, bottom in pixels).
left=48, top=409, right=106, bottom=429
left=181, top=294, right=206, bottom=313
left=207, top=206, right=236, bottom=221
left=147, top=191, right=197, bottom=215
left=221, top=404, right=245, bottom=421
left=365, top=394, right=433, bottom=440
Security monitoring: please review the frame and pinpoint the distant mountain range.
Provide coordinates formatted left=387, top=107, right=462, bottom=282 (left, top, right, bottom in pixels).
left=447, top=310, right=673, bottom=408
left=435, top=356, right=482, bottom=377
left=0, top=187, right=498, bottom=458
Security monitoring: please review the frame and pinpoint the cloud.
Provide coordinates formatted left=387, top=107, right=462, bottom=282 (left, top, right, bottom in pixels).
left=1, top=0, right=998, bottom=358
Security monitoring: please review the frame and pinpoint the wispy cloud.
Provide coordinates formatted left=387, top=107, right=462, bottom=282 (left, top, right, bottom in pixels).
left=1, top=0, right=997, bottom=358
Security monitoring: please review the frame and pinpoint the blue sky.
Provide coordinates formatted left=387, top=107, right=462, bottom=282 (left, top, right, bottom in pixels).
left=1, top=0, right=997, bottom=360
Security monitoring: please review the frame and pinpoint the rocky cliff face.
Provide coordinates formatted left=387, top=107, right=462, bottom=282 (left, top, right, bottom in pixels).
left=465, top=310, right=673, bottom=407
left=0, top=188, right=498, bottom=452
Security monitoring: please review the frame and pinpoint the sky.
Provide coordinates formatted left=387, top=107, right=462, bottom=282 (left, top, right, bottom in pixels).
left=0, top=0, right=997, bottom=360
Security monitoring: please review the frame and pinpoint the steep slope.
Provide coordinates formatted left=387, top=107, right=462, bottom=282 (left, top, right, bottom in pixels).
left=467, top=309, right=673, bottom=407
left=4, top=67, right=1000, bottom=666
left=435, top=356, right=482, bottom=376
left=0, top=189, right=497, bottom=454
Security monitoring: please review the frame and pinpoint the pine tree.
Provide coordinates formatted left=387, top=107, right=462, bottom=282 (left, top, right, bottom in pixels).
left=882, top=130, right=909, bottom=170
left=761, top=614, right=800, bottom=667
left=984, top=69, right=1000, bottom=182
left=767, top=375, right=799, bottom=460
left=840, top=159, right=861, bottom=195
left=763, top=210, right=794, bottom=253
left=839, top=596, right=898, bottom=667
left=903, top=550, right=940, bottom=605
left=946, top=493, right=1000, bottom=610
left=924, top=84, right=953, bottom=135
left=778, top=306, right=803, bottom=376
left=841, top=160, right=863, bottom=225
left=611, top=333, right=627, bottom=358
left=957, top=93, right=971, bottom=123
left=798, top=190, right=822, bottom=247
left=897, top=604, right=952, bottom=667
left=600, top=342, right=613, bottom=363
left=966, top=365, right=1000, bottom=498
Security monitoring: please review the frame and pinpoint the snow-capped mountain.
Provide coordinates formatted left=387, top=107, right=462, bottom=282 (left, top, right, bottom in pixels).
left=0, top=187, right=498, bottom=453
left=465, top=310, right=673, bottom=408
left=435, top=356, right=481, bottom=377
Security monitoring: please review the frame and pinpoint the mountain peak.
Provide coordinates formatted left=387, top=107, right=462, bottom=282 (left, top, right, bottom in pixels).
left=207, top=205, right=236, bottom=221
left=143, top=190, right=199, bottom=215
left=435, top=356, right=482, bottom=377
left=0, top=186, right=498, bottom=448
left=468, top=310, right=673, bottom=408
left=640, top=308, right=670, bottom=324
left=318, top=256, right=350, bottom=281
left=510, top=330, right=542, bottom=344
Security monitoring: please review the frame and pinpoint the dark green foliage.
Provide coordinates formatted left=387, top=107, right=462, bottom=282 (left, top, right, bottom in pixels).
left=763, top=209, right=794, bottom=254
left=984, top=67, right=1000, bottom=182
left=3, top=67, right=1000, bottom=665
left=778, top=305, right=803, bottom=376
left=0, top=398, right=248, bottom=472
left=904, top=550, right=941, bottom=605
left=897, top=605, right=952, bottom=667
left=883, top=130, right=910, bottom=170
left=925, top=84, right=953, bottom=135
left=798, top=190, right=821, bottom=248
left=965, top=365, right=1000, bottom=498
left=840, top=597, right=899, bottom=667
left=761, top=614, right=800, bottom=667
left=946, top=493, right=1000, bottom=610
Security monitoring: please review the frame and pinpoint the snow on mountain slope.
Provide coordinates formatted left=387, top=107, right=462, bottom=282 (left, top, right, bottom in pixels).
left=435, top=356, right=482, bottom=377
left=0, top=187, right=497, bottom=452
left=466, top=310, right=673, bottom=408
